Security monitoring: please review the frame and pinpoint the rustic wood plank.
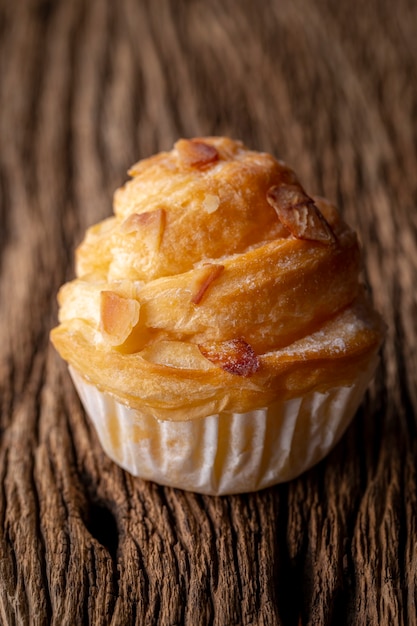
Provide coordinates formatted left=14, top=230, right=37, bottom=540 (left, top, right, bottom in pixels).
left=0, top=0, right=416, bottom=624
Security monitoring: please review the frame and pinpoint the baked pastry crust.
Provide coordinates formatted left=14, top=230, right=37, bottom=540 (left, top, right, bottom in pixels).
left=51, top=137, right=385, bottom=421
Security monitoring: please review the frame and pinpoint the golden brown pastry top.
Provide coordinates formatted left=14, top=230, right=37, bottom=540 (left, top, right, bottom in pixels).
left=51, top=137, right=385, bottom=420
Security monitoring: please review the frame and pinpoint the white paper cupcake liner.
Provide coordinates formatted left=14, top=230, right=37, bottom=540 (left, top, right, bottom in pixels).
left=69, top=360, right=377, bottom=495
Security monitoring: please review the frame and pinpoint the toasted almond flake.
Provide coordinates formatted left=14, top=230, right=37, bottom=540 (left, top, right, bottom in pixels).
left=119, top=208, right=166, bottom=250
left=120, top=208, right=165, bottom=233
left=198, top=338, right=259, bottom=376
left=100, top=291, right=140, bottom=346
left=175, top=138, right=219, bottom=168
left=191, top=264, right=224, bottom=305
left=267, top=184, right=336, bottom=244
left=202, top=194, right=220, bottom=214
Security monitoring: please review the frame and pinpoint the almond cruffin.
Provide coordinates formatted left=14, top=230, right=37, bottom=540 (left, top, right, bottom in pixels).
left=51, top=137, right=384, bottom=421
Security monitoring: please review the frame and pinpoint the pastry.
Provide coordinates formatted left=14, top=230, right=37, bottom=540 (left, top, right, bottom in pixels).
left=51, top=137, right=385, bottom=494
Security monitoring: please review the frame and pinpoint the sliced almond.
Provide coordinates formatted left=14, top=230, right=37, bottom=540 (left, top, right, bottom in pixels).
left=175, top=138, right=219, bottom=168
left=198, top=338, right=259, bottom=377
left=191, top=264, right=225, bottom=305
left=202, top=193, right=220, bottom=214
left=100, top=291, right=140, bottom=346
left=119, top=208, right=166, bottom=249
left=267, top=184, right=336, bottom=244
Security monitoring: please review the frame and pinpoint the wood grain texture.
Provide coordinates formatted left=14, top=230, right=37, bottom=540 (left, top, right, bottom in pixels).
left=0, top=0, right=416, bottom=624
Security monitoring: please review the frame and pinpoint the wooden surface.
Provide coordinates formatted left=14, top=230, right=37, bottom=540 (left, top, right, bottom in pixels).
left=0, top=0, right=416, bottom=624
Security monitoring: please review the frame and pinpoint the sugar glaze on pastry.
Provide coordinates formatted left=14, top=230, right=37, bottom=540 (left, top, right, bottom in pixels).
left=51, top=137, right=384, bottom=428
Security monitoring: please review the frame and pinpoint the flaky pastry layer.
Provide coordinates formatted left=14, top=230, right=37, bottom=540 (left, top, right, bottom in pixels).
left=51, top=137, right=385, bottom=420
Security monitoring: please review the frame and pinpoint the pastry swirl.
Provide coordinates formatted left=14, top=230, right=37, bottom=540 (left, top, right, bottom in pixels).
left=51, top=137, right=384, bottom=421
